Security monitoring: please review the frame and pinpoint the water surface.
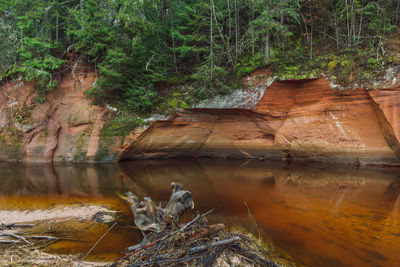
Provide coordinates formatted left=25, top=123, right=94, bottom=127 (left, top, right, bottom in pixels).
left=0, top=160, right=399, bottom=266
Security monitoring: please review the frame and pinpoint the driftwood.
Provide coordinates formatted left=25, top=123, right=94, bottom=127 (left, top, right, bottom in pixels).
left=0, top=223, right=59, bottom=248
left=27, top=235, right=58, bottom=241
left=119, top=182, right=194, bottom=234
left=0, top=233, right=31, bottom=244
left=118, top=181, right=194, bottom=246
left=113, top=181, right=277, bottom=267
left=125, top=209, right=212, bottom=254
left=0, top=240, right=21, bottom=244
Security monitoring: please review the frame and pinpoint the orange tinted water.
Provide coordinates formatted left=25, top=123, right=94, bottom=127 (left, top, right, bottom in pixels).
left=0, top=160, right=399, bottom=266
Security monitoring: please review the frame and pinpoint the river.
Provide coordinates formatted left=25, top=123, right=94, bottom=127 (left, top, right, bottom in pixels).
left=0, top=159, right=399, bottom=266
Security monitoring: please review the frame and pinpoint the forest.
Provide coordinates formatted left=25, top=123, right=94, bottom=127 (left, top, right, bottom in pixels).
left=1, top=2, right=400, bottom=265
left=0, top=0, right=399, bottom=113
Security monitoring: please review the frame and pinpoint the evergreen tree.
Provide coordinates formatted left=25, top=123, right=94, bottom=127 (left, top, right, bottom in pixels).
left=0, top=0, right=398, bottom=111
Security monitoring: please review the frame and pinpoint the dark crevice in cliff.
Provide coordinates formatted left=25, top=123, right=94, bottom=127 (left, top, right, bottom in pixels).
left=49, top=162, right=62, bottom=195
left=195, top=122, right=216, bottom=156
left=366, top=91, right=400, bottom=159
left=51, top=124, right=61, bottom=163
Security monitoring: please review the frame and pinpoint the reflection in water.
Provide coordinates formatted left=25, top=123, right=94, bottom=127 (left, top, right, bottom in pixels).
left=0, top=162, right=143, bottom=261
left=118, top=159, right=400, bottom=267
left=0, top=163, right=134, bottom=198
left=382, top=177, right=400, bottom=210
left=0, top=160, right=400, bottom=266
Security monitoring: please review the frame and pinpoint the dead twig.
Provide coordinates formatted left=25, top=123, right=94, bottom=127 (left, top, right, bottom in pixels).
left=190, top=236, right=240, bottom=254
left=229, top=243, right=279, bottom=267
left=3, top=223, right=35, bottom=229
left=116, top=183, right=277, bottom=267
left=126, top=209, right=214, bottom=254
left=0, top=240, right=21, bottom=244
left=200, top=246, right=225, bottom=267
left=127, top=253, right=205, bottom=267
left=186, top=223, right=225, bottom=243
left=77, top=222, right=117, bottom=266
left=27, top=235, right=58, bottom=241
left=1, top=233, right=31, bottom=244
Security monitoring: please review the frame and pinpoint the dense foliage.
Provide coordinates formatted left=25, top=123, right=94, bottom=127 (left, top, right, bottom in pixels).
left=0, top=0, right=399, bottom=112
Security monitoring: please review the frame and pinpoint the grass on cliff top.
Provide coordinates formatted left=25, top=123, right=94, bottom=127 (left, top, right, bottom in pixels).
left=272, top=48, right=399, bottom=84
left=267, top=31, right=400, bottom=84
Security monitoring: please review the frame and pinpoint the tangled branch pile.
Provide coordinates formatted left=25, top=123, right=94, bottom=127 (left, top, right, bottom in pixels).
left=113, top=182, right=279, bottom=267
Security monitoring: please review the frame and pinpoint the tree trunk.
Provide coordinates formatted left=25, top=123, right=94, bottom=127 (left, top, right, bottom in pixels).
left=265, top=33, right=270, bottom=61
left=344, top=0, right=351, bottom=47
left=251, top=0, right=255, bottom=58
left=80, top=0, right=84, bottom=30
left=56, top=12, right=59, bottom=43
left=210, top=0, right=213, bottom=83
left=227, top=0, right=231, bottom=40
left=309, top=6, right=313, bottom=60
left=234, top=0, right=238, bottom=65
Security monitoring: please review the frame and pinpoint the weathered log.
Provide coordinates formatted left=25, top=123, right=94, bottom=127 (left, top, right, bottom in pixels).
left=119, top=181, right=194, bottom=242
left=164, top=182, right=194, bottom=219
left=116, top=182, right=275, bottom=267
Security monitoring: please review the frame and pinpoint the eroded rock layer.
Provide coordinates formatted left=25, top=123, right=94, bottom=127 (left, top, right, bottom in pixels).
left=0, top=66, right=124, bottom=162
left=120, top=78, right=400, bottom=166
left=1, top=69, right=400, bottom=165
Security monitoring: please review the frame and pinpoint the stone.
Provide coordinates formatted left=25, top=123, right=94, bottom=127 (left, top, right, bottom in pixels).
left=2, top=66, right=400, bottom=166
left=0, top=66, right=121, bottom=163
left=119, top=78, right=400, bottom=166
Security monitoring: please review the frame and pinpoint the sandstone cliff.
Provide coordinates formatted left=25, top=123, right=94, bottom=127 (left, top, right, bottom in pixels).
left=0, top=67, right=125, bottom=162
left=120, top=77, right=400, bottom=166
left=1, top=67, right=400, bottom=166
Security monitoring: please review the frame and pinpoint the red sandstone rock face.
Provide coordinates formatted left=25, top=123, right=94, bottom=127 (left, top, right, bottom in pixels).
left=119, top=109, right=282, bottom=160
left=367, top=84, right=400, bottom=159
left=0, top=68, right=123, bottom=162
left=256, top=78, right=400, bottom=165
left=1, top=71, right=400, bottom=165
left=120, top=78, right=400, bottom=166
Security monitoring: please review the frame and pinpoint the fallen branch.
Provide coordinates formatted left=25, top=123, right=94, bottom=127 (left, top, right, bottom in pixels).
left=126, top=238, right=160, bottom=255
left=2, top=223, right=35, bottom=229
left=180, top=213, right=201, bottom=232
left=186, top=223, right=225, bottom=243
left=199, top=245, right=224, bottom=266
left=115, top=182, right=277, bottom=267
left=1, top=233, right=31, bottom=244
left=230, top=243, right=279, bottom=267
left=0, top=240, right=21, bottom=244
left=78, top=221, right=117, bottom=266
left=127, top=253, right=205, bottom=267
left=190, top=236, right=240, bottom=254
left=27, top=235, right=58, bottom=241
left=126, top=209, right=214, bottom=254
